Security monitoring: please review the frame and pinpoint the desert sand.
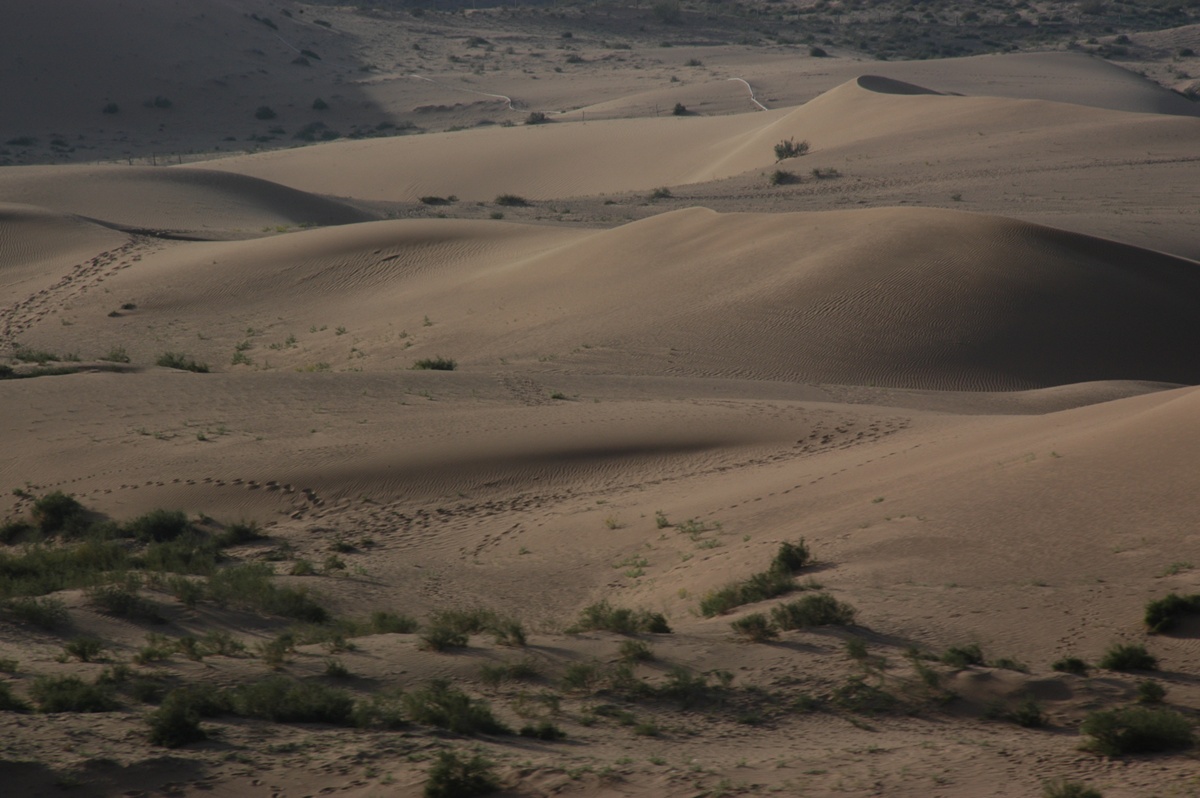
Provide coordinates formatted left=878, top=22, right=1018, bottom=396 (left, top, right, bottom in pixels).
left=2, top=2, right=1200, bottom=797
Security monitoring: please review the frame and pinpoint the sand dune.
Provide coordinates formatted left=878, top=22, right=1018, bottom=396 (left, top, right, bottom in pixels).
left=201, top=73, right=1200, bottom=203
left=15, top=206, right=1200, bottom=391
left=0, top=166, right=375, bottom=233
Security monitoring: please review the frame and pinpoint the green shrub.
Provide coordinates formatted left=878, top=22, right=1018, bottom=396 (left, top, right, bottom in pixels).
left=86, top=582, right=163, bottom=622
left=1144, top=593, right=1200, bottom=633
left=730, top=612, right=778, bottom=642
left=525, top=112, right=548, bottom=125
left=156, top=352, right=209, bottom=373
left=403, top=680, right=510, bottom=735
left=831, top=676, right=898, bottom=714
left=368, top=610, right=419, bottom=634
left=1080, top=706, right=1194, bottom=756
left=423, top=750, right=500, bottom=798
left=774, top=137, right=809, bottom=160
left=618, top=640, right=654, bottom=662
left=770, top=594, right=856, bottom=629
left=1052, top=656, right=1089, bottom=676
left=232, top=676, right=355, bottom=724
left=572, top=600, right=671, bottom=634
left=216, top=521, right=265, bottom=548
left=1042, top=780, right=1103, bottom=798
left=519, top=721, right=566, bottom=740
left=208, top=563, right=327, bottom=622
left=494, top=194, right=529, bottom=207
left=148, top=691, right=207, bottom=747
left=560, top=661, right=602, bottom=692
left=490, top=619, right=526, bottom=647
left=1137, top=680, right=1167, bottom=705
left=63, top=636, right=106, bottom=662
left=649, top=666, right=732, bottom=710
left=32, top=491, right=88, bottom=534
left=700, top=566, right=799, bottom=617
left=0, top=681, right=30, bottom=712
left=1099, top=643, right=1157, bottom=672
left=31, top=675, right=118, bottom=713
left=649, top=187, right=672, bottom=200
left=768, top=169, right=797, bottom=186
left=126, top=509, right=190, bottom=542
left=672, top=102, right=688, bottom=115
left=4, top=596, right=69, bottom=629
left=771, top=539, right=811, bottom=573
left=941, top=643, right=985, bottom=669
left=412, top=356, right=457, bottom=371
left=1008, top=698, right=1047, bottom=728
left=419, top=624, right=469, bottom=652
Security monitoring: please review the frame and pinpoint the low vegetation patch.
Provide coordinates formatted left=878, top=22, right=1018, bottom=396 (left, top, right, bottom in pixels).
left=404, top=679, right=510, bottom=735
left=424, top=750, right=500, bottom=798
left=570, top=600, right=671, bottom=634
left=494, top=194, right=529, bottom=207
left=1080, top=706, right=1194, bottom=756
left=1144, top=593, right=1200, bottom=633
left=1099, top=643, right=1157, bottom=672
left=31, top=675, right=118, bottom=713
left=774, top=137, right=810, bottom=160
left=770, top=593, right=857, bottom=629
left=156, top=352, right=209, bottom=373
left=411, top=356, right=457, bottom=371
left=699, top=539, right=812, bottom=617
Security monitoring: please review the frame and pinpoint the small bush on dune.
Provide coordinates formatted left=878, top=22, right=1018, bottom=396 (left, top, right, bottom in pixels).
left=32, top=491, right=88, bottom=535
left=1080, top=706, right=1194, bottom=756
left=700, top=569, right=795, bottom=617
left=774, top=137, right=809, bottom=161
left=31, top=675, right=118, bottom=713
left=148, top=690, right=209, bottom=747
left=571, top=600, right=671, bottom=634
left=423, top=750, right=500, bottom=798
left=1052, top=656, right=1089, bottom=676
left=412, top=356, right=457, bottom=371
left=770, top=593, right=856, bottom=629
left=215, top=521, right=265, bottom=548
left=730, top=612, right=777, bottom=642
left=403, top=679, right=510, bottom=735
left=3, top=596, right=69, bottom=629
left=1042, top=779, right=1103, bottom=798
left=419, top=624, right=469, bottom=652
left=519, top=720, right=566, bottom=740
left=494, top=194, right=529, bottom=207
left=1099, top=643, right=1157, bottom=672
left=368, top=610, right=419, bottom=634
left=156, top=352, right=208, bottom=373
left=0, top=681, right=30, bottom=712
left=1144, top=593, right=1200, bottom=633
left=232, top=676, right=355, bottom=724
left=941, top=643, right=985, bottom=669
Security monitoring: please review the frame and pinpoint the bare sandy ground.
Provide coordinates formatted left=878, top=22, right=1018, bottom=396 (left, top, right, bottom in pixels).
left=2, top=3, right=1200, bottom=798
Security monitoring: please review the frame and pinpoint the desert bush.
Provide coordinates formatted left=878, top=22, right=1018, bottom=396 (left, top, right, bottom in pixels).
left=63, top=636, right=106, bottom=662
left=571, top=600, right=671, bottom=634
left=769, top=169, right=797, bottom=186
left=31, top=675, right=118, bottom=713
left=519, top=720, right=566, bottom=740
left=1080, top=706, right=1194, bottom=755
left=810, top=46, right=829, bottom=57
left=255, top=106, right=277, bottom=120
left=1137, top=679, right=1167, bottom=704
left=494, top=194, right=529, bottom=207
left=290, top=559, right=315, bottom=576
left=811, top=167, right=840, bottom=180
left=1052, top=656, right=1089, bottom=676
left=1042, top=780, right=1103, bottom=798
left=700, top=569, right=795, bottom=617
left=490, top=619, right=526, bottom=647
left=412, top=356, right=457, bottom=371
left=1008, top=698, right=1048, bottom=728
left=419, top=624, right=469, bottom=652
left=0, top=520, right=34, bottom=544
left=652, top=0, right=682, bottom=24
left=232, top=676, right=355, bottom=725
left=0, top=681, right=30, bottom=712
left=730, top=612, right=778, bottom=642
left=32, top=491, right=87, bottom=535
left=208, top=563, right=327, bottom=622
left=135, top=633, right=178, bottom=664
left=423, top=750, right=500, bottom=798
left=771, top=539, right=811, bottom=573
left=368, top=610, right=419, bottom=634
left=4, top=596, right=69, bottom=629
left=560, top=661, right=602, bottom=692
left=86, top=581, right=164, bottom=623
left=672, top=102, right=688, bottom=115
left=649, top=187, right=672, bottom=200
left=216, top=521, right=265, bottom=548
left=774, top=138, right=809, bottom=160
left=1144, top=593, right=1200, bottom=633
left=403, top=680, right=510, bottom=735
left=832, top=676, right=898, bottom=714
left=525, top=112, right=548, bottom=125
left=941, top=643, right=985, bottom=669
left=1099, top=643, right=1157, bottom=672
left=148, top=691, right=207, bottom=747
left=312, top=97, right=330, bottom=110
left=770, top=593, right=856, bottom=629
left=618, top=640, right=654, bottom=663
left=100, top=346, right=130, bottom=363
left=156, top=352, right=208, bottom=373
left=650, top=666, right=732, bottom=710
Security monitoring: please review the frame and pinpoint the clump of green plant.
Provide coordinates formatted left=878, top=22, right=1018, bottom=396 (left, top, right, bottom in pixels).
left=31, top=491, right=88, bottom=534
left=699, top=540, right=813, bottom=617
left=1042, top=780, right=1103, bottom=798
left=62, top=636, right=106, bottom=662
left=769, top=169, right=797, bottom=186
left=1099, top=643, right=1157, bottom=672
left=570, top=600, right=671, bottom=634
left=730, top=612, right=778, bottom=642
left=1052, top=656, right=1089, bottom=676
left=494, top=194, right=529, bottom=207
left=519, top=720, right=566, bottom=740
left=232, top=676, right=356, bottom=724
left=1137, top=679, right=1167, bottom=705
left=525, top=112, right=548, bottom=125
left=645, top=666, right=733, bottom=710
left=648, top=187, right=673, bottom=200
left=3, top=596, right=69, bottom=629
left=479, top=659, right=539, bottom=686
left=412, top=356, right=457, bottom=371
left=208, top=563, right=328, bottom=623
left=404, top=680, right=510, bottom=735
left=1080, top=706, right=1194, bottom=756
left=215, top=521, right=265, bottom=548
left=423, top=750, right=501, bottom=798
left=618, top=639, right=654, bottom=663
left=1006, top=698, right=1048, bottom=728
left=1144, top=593, right=1200, bottom=633
left=0, top=681, right=30, bottom=712
left=774, top=137, right=809, bottom=161
left=148, top=690, right=208, bottom=747
left=30, top=675, right=118, bottom=713
left=770, top=593, right=856, bottom=629
left=941, top=643, right=985, bottom=669
left=86, top=581, right=164, bottom=623
left=156, top=352, right=209, bottom=373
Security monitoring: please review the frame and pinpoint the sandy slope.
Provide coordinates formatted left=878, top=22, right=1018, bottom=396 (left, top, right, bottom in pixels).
left=3, top=15, right=1200, bottom=798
